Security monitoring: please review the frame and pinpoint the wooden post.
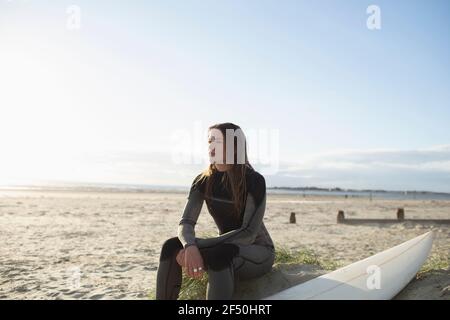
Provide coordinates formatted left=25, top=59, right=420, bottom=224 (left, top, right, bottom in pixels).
left=397, top=208, right=405, bottom=221
left=289, top=212, right=296, bottom=224
left=337, top=210, right=345, bottom=223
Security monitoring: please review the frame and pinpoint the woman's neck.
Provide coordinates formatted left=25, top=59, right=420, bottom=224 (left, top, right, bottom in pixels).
left=214, top=164, right=232, bottom=172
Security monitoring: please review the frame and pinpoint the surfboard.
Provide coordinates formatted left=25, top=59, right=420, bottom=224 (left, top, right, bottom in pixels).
left=264, top=231, right=435, bottom=300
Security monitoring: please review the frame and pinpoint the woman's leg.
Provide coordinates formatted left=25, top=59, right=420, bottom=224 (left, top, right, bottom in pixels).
left=233, top=245, right=275, bottom=281
left=200, top=243, right=238, bottom=300
left=203, top=244, right=275, bottom=300
left=206, top=266, right=235, bottom=299
left=155, top=237, right=183, bottom=300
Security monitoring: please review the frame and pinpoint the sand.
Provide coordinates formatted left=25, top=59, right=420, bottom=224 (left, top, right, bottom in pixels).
left=0, top=190, right=448, bottom=300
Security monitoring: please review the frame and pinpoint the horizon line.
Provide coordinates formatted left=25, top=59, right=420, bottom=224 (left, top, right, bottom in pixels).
left=1, top=180, right=449, bottom=195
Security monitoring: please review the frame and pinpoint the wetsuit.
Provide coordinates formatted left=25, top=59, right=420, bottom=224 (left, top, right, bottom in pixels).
left=156, top=166, right=275, bottom=300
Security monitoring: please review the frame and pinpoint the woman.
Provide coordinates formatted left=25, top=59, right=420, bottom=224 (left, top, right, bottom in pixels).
left=156, top=122, right=275, bottom=300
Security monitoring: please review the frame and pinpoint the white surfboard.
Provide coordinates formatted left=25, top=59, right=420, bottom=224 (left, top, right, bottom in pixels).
left=264, top=231, right=435, bottom=300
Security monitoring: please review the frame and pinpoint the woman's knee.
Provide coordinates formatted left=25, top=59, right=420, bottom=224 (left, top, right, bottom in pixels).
left=160, top=237, right=183, bottom=261
left=200, top=243, right=239, bottom=271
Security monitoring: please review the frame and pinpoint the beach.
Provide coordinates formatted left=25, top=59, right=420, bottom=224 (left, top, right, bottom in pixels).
left=0, top=189, right=448, bottom=300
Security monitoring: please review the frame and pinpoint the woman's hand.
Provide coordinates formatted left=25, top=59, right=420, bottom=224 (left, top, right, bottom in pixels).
left=184, top=245, right=205, bottom=279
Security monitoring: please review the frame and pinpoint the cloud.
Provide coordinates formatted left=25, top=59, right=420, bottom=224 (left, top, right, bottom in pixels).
left=271, top=144, right=450, bottom=192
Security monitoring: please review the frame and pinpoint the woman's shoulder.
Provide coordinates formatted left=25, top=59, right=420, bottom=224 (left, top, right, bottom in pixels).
left=245, top=166, right=265, bottom=184
left=189, top=172, right=207, bottom=195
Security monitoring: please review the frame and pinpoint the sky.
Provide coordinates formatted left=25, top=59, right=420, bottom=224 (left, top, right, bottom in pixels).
left=0, top=0, right=449, bottom=192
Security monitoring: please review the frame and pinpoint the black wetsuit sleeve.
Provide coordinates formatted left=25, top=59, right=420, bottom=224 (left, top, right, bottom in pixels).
left=195, top=174, right=266, bottom=249
left=177, top=176, right=204, bottom=248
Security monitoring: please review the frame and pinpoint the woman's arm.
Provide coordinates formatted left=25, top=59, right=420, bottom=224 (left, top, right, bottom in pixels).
left=195, top=192, right=266, bottom=249
left=177, top=185, right=206, bottom=279
left=177, top=188, right=204, bottom=248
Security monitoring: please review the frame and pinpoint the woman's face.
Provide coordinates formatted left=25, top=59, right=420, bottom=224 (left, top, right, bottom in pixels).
left=208, top=129, right=231, bottom=171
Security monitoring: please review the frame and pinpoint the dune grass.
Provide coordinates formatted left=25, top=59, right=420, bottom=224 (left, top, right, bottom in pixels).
left=416, top=250, right=450, bottom=279
left=273, top=246, right=342, bottom=271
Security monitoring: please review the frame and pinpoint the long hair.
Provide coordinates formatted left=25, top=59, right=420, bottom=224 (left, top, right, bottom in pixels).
left=197, top=122, right=253, bottom=219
